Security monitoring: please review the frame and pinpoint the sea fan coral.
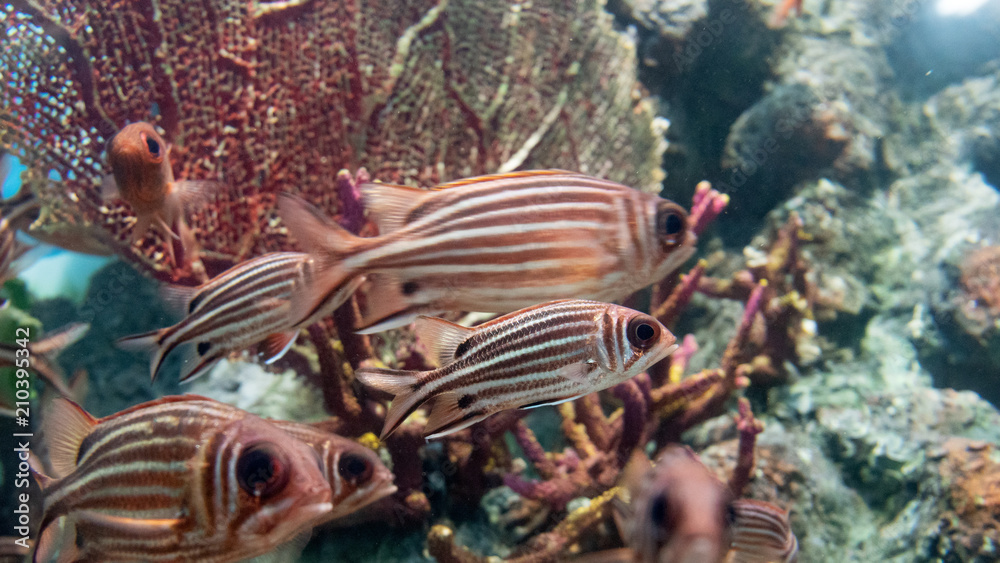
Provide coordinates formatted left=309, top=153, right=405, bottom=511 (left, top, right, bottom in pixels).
left=1, top=0, right=664, bottom=283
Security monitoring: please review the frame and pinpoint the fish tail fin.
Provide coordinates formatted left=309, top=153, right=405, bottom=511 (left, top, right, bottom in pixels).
left=354, top=367, right=427, bottom=440
left=277, top=193, right=363, bottom=325
left=115, top=329, right=170, bottom=381
left=40, top=398, right=97, bottom=479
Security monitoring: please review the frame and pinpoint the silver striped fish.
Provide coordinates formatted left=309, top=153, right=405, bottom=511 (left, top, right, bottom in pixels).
left=277, top=170, right=696, bottom=333
left=355, top=299, right=677, bottom=440
left=117, top=252, right=362, bottom=382
left=33, top=395, right=335, bottom=563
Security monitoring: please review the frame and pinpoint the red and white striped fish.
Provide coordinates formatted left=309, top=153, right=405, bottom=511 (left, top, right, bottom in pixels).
left=32, top=395, right=337, bottom=563
left=278, top=170, right=696, bottom=333
left=117, top=252, right=363, bottom=382
left=356, top=299, right=678, bottom=440
left=271, top=420, right=397, bottom=520
left=727, top=499, right=799, bottom=563
left=613, top=446, right=799, bottom=563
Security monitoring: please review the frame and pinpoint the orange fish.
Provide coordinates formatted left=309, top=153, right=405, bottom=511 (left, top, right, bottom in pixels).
left=105, top=122, right=222, bottom=266
left=769, top=0, right=803, bottom=28
left=32, top=395, right=337, bottom=563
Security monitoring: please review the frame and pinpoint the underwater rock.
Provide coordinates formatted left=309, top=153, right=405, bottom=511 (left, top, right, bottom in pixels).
left=186, top=359, right=328, bottom=422
left=1, top=0, right=665, bottom=283
left=31, top=261, right=179, bottom=416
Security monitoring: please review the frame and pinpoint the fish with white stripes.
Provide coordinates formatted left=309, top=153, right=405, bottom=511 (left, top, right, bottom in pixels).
left=606, top=446, right=798, bottom=563
left=355, top=299, right=677, bottom=440
left=117, top=252, right=363, bottom=382
left=32, top=395, right=335, bottom=563
left=277, top=170, right=696, bottom=333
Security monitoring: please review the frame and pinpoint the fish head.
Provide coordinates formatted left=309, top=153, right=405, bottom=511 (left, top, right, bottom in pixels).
left=224, top=421, right=333, bottom=545
left=644, top=197, right=697, bottom=283
left=628, top=446, right=732, bottom=563
left=107, top=122, right=174, bottom=206
left=316, top=435, right=397, bottom=520
left=600, top=305, right=678, bottom=377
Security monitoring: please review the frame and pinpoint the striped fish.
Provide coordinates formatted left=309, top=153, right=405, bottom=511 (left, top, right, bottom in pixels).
left=0, top=189, right=40, bottom=302
left=728, top=499, right=799, bottom=563
left=117, top=252, right=363, bottom=382
left=32, top=395, right=335, bottom=563
left=616, top=446, right=799, bottom=563
left=623, top=446, right=734, bottom=563
left=277, top=170, right=696, bottom=333
left=355, top=299, right=677, bottom=440
left=0, top=323, right=89, bottom=401
left=271, top=420, right=397, bottom=519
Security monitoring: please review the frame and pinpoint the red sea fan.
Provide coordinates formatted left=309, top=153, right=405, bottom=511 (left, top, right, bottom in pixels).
left=1, top=0, right=665, bottom=284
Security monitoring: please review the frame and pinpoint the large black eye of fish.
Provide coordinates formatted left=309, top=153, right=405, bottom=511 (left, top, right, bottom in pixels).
left=627, top=315, right=661, bottom=350
left=337, top=452, right=373, bottom=486
left=237, top=443, right=290, bottom=499
left=140, top=132, right=161, bottom=158
left=655, top=202, right=687, bottom=248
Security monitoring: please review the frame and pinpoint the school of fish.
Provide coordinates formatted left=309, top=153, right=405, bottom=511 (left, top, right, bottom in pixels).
left=0, top=119, right=801, bottom=562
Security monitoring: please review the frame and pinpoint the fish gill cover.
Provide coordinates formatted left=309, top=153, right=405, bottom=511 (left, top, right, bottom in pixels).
left=0, top=0, right=664, bottom=283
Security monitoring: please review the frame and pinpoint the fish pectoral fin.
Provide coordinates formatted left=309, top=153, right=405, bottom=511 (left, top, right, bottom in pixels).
left=41, top=398, right=98, bottom=478
left=413, top=316, right=475, bottom=367
left=557, top=362, right=594, bottom=383
left=99, top=174, right=120, bottom=200
left=424, top=392, right=491, bottom=440
left=261, top=330, right=299, bottom=364
left=354, top=367, right=426, bottom=440
left=358, top=181, right=427, bottom=233
left=129, top=213, right=153, bottom=243
left=172, top=180, right=226, bottom=210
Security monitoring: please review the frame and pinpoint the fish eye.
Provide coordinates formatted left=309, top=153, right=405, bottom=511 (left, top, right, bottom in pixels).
left=337, top=452, right=373, bottom=486
left=656, top=202, right=687, bottom=247
left=237, top=443, right=290, bottom=499
left=649, top=493, right=668, bottom=526
left=627, top=315, right=661, bottom=350
left=140, top=132, right=161, bottom=158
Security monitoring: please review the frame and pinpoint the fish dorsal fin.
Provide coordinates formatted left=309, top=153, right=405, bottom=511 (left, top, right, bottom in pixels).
left=358, top=182, right=426, bottom=233
left=43, top=399, right=97, bottom=478
left=413, top=316, right=475, bottom=367
left=159, top=284, right=200, bottom=315
left=432, top=169, right=578, bottom=190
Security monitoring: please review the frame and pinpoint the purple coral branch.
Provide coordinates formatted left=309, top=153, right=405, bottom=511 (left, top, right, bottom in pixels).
left=689, top=180, right=729, bottom=236
left=721, top=282, right=767, bottom=377
left=513, top=421, right=558, bottom=478
left=652, top=259, right=707, bottom=326
left=728, top=397, right=765, bottom=496
left=335, top=168, right=368, bottom=235
left=612, top=379, right=648, bottom=465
